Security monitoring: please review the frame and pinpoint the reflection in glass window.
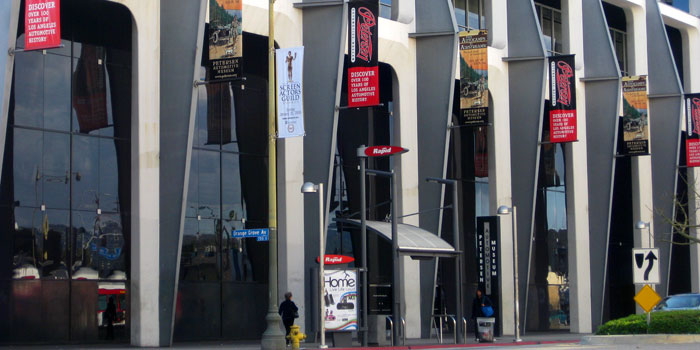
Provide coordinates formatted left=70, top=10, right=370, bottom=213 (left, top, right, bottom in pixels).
left=528, top=128, right=569, bottom=331
left=380, top=0, right=391, bottom=20
left=610, top=29, right=628, bottom=76
left=535, top=2, right=564, bottom=56
left=454, top=0, right=485, bottom=31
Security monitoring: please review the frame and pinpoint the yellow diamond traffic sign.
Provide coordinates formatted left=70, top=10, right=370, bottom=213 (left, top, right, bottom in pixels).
left=634, top=284, right=662, bottom=313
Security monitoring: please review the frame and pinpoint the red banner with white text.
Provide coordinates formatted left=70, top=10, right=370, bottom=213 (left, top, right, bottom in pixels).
left=685, top=94, right=700, bottom=167
left=25, top=0, right=61, bottom=51
left=348, top=0, right=379, bottom=107
left=548, top=55, right=577, bottom=143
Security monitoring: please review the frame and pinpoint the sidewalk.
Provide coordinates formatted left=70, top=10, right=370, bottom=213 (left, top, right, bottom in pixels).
left=0, top=332, right=584, bottom=350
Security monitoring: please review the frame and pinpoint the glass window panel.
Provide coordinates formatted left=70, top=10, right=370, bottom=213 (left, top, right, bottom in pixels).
left=195, top=82, right=224, bottom=150
left=72, top=135, right=99, bottom=211
left=99, top=138, right=122, bottom=212
left=197, top=150, right=221, bottom=219
left=222, top=152, right=245, bottom=223
left=12, top=128, right=43, bottom=208
left=222, top=222, right=254, bottom=282
left=43, top=54, right=71, bottom=131
left=221, top=84, right=239, bottom=153
left=454, top=0, right=467, bottom=28
left=468, top=0, right=480, bottom=29
left=104, top=60, right=132, bottom=139
left=42, top=132, right=70, bottom=210
left=186, top=149, right=199, bottom=218
left=180, top=218, right=220, bottom=281
left=553, top=10, right=562, bottom=54
left=541, top=8, right=553, bottom=54
left=12, top=207, right=42, bottom=279
left=13, top=52, right=44, bottom=129
left=94, top=212, right=126, bottom=278
left=72, top=46, right=110, bottom=136
left=72, top=210, right=98, bottom=278
left=380, top=0, right=391, bottom=19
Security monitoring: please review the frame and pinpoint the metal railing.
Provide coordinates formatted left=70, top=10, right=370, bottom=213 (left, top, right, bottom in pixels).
left=463, top=317, right=468, bottom=344
left=385, top=315, right=406, bottom=346
left=431, top=314, right=457, bottom=344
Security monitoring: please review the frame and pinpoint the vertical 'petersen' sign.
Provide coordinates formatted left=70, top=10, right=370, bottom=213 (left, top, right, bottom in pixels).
left=621, top=76, right=649, bottom=156
left=459, top=30, right=489, bottom=126
left=686, top=93, right=700, bottom=167
left=348, top=0, right=379, bottom=107
left=548, top=55, right=577, bottom=143
left=25, top=0, right=61, bottom=51
left=208, top=0, right=243, bottom=80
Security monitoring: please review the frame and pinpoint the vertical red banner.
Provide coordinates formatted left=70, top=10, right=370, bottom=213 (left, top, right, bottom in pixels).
left=548, top=55, right=577, bottom=143
left=348, top=0, right=379, bottom=108
left=25, top=0, right=61, bottom=51
left=686, top=94, right=700, bottom=167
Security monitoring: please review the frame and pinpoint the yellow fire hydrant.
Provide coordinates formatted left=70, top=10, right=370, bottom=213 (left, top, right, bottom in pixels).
left=286, top=325, right=306, bottom=349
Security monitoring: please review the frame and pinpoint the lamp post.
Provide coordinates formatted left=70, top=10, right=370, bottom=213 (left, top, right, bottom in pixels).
left=497, top=205, right=522, bottom=342
left=635, top=221, right=652, bottom=247
left=426, top=177, right=462, bottom=343
left=261, top=0, right=284, bottom=349
left=302, top=182, right=328, bottom=348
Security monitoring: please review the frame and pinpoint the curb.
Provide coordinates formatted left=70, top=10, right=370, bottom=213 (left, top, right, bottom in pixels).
left=582, top=334, right=700, bottom=345
left=302, top=340, right=579, bottom=350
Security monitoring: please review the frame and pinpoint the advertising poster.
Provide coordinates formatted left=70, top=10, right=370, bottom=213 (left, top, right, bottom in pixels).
left=324, top=269, right=358, bottom=331
left=548, top=55, right=577, bottom=143
left=348, top=0, right=379, bottom=107
left=477, top=216, right=500, bottom=335
left=621, top=76, right=649, bottom=156
left=72, top=46, right=108, bottom=133
left=276, top=47, right=305, bottom=138
left=25, top=0, right=61, bottom=51
left=686, top=93, right=700, bottom=167
left=209, top=0, right=242, bottom=80
left=459, top=30, right=488, bottom=126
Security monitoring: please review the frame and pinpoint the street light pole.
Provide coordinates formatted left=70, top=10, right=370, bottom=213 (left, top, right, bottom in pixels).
left=426, top=177, right=462, bottom=344
left=302, top=182, right=328, bottom=348
left=261, top=0, right=284, bottom=348
left=357, top=146, right=369, bottom=346
left=497, top=205, right=521, bottom=342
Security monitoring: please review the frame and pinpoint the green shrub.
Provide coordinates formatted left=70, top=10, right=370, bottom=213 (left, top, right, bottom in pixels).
left=596, top=310, right=700, bottom=335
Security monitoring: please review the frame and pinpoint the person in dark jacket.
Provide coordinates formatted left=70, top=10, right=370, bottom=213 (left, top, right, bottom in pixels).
left=471, top=289, right=492, bottom=341
left=105, top=296, right=117, bottom=340
left=278, top=291, right=299, bottom=341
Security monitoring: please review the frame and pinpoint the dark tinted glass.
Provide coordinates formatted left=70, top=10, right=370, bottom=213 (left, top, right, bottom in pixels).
left=180, top=218, right=220, bottom=281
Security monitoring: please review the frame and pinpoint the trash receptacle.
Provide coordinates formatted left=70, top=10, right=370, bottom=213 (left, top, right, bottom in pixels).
left=476, top=317, right=495, bottom=342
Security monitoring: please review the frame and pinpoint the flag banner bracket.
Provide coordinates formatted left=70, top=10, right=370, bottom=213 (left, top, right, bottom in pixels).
left=336, top=103, right=385, bottom=111
left=448, top=123, right=492, bottom=129
left=194, top=76, right=247, bottom=87
left=9, top=44, right=65, bottom=55
left=293, top=0, right=344, bottom=9
left=677, top=165, right=689, bottom=169
left=539, top=140, right=579, bottom=145
left=615, top=153, right=651, bottom=158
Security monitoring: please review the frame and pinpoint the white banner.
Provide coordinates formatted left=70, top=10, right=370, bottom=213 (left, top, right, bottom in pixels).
left=276, top=47, right=305, bottom=138
left=324, top=269, right=358, bottom=331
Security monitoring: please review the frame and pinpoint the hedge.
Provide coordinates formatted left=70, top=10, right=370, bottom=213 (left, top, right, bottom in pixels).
left=596, top=310, right=700, bottom=335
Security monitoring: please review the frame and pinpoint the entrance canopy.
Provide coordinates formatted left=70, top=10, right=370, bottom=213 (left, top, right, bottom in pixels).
left=337, top=219, right=458, bottom=258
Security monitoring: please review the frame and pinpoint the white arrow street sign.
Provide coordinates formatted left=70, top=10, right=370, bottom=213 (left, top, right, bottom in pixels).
left=632, top=248, right=660, bottom=285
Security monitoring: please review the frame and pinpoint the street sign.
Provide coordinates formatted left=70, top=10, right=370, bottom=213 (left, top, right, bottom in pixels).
left=634, top=284, right=662, bottom=313
left=316, top=255, right=355, bottom=265
left=632, top=248, right=659, bottom=284
left=362, top=146, right=408, bottom=157
left=232, top=228, right=269, bottom=241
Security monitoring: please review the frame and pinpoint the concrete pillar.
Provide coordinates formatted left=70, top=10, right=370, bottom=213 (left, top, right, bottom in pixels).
left=690, top=0, right=700, bottom=17
left=108, top=0, right=161, bottom=346
left=561, top=0, right=593, bottom=334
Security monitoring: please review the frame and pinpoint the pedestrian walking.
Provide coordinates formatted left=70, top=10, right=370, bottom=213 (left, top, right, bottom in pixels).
left=278, top=291, right=299, bottom=342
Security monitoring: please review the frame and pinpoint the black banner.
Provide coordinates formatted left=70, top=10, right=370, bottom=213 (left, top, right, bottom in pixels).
left=548, top=55, right=577, bottom=143
left=619, top=76, right=649, bottom=156
left=477, top=216, right=500, bottom=335
left=458, top=30, right=489, bottom=126
left=348, top=0, right=379, bottom=107
left=686, top=93, right=700, bottom=167
left=208, top=0, right=242, bottom=80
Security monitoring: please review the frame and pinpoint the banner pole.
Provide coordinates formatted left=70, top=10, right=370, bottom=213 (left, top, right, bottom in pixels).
left=261, top=0, right=284, bottom=349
